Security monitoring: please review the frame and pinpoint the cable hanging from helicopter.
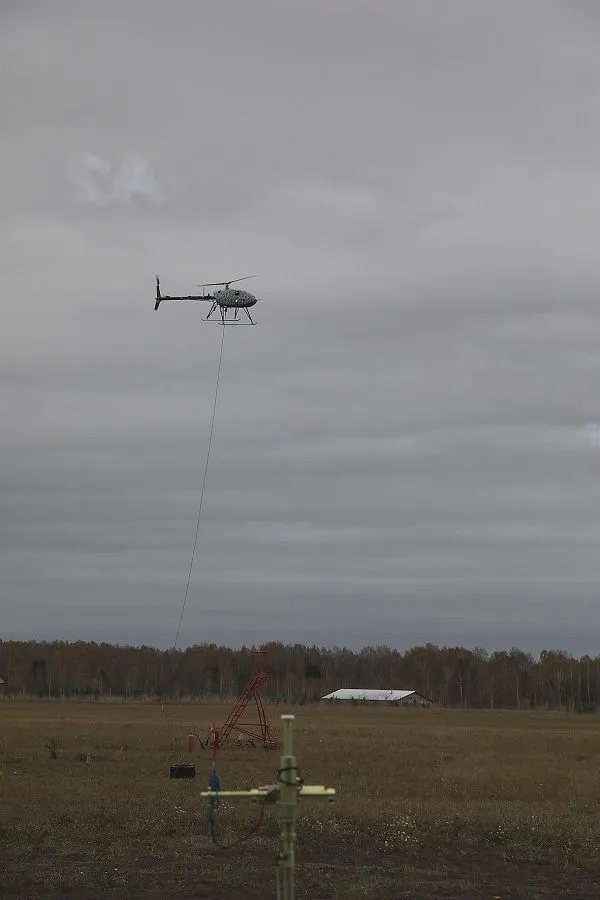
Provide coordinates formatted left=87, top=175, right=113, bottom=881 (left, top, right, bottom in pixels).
left=153, top=274, right=263, bottom=650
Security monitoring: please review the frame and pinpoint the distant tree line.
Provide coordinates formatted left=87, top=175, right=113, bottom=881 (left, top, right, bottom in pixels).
left=1, top=639, right=600, bottom=711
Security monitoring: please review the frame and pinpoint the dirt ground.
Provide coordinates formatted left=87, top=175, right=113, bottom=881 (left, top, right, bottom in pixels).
left=2, top=700, right=600, bottom=898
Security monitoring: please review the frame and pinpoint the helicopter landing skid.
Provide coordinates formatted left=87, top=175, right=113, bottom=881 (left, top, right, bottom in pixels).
left=203, top=318, right=256, bottom=325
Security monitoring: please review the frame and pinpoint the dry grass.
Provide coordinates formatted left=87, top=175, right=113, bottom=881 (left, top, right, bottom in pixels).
left=2, top=701, right=600, bottom=898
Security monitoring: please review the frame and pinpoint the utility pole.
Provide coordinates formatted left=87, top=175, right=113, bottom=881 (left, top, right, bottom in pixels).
left=200, top=714, right=335, bottom=900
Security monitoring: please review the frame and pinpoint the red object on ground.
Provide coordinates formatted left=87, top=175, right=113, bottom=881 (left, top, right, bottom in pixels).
left=210, top=650, right=277, bottom=751
left=188, top=733, right=195, bottom=754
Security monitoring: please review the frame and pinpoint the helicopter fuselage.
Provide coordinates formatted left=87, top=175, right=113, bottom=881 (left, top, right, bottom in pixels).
left=215, top=288, right=257, bottom=308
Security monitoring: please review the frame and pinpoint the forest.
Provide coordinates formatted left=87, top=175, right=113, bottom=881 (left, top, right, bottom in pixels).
left=1, top=639, right=600, bottom=711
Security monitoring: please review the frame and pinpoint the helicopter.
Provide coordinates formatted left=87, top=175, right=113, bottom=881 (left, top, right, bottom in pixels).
left=153, top=275, right=261, bottom=324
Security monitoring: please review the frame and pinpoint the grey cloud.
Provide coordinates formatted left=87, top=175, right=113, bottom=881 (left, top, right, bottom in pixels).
left=3, top=0, right=600, bottom=656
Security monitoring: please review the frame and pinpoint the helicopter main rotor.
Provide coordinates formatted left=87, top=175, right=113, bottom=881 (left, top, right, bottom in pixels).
left=194, top=275, right=257, bottom=289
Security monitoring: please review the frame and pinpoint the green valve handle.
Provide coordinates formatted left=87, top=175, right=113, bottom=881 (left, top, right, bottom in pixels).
left=200, top=785, right=336, bottom=802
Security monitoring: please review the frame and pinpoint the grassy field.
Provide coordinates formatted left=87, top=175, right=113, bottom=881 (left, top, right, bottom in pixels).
left=2, top=701, right=600, bottom=899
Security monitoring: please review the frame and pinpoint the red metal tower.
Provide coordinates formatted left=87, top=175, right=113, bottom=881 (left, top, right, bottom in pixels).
left=210, top=650, right=277, bottom=751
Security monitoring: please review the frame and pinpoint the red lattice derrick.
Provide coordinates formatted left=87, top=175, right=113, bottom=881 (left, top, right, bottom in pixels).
left=211, top=650, right=277, bottom=751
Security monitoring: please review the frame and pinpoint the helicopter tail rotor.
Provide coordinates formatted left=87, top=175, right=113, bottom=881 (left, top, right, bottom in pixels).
left=154, top=275, right=162, bottom=311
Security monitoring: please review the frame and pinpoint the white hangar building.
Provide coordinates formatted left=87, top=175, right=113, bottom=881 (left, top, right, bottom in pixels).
left=322, top=689, right=434, bottom=706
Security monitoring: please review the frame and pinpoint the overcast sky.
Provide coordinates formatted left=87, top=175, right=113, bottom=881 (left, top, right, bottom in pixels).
left=2, top=0, right=600, bottom=656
